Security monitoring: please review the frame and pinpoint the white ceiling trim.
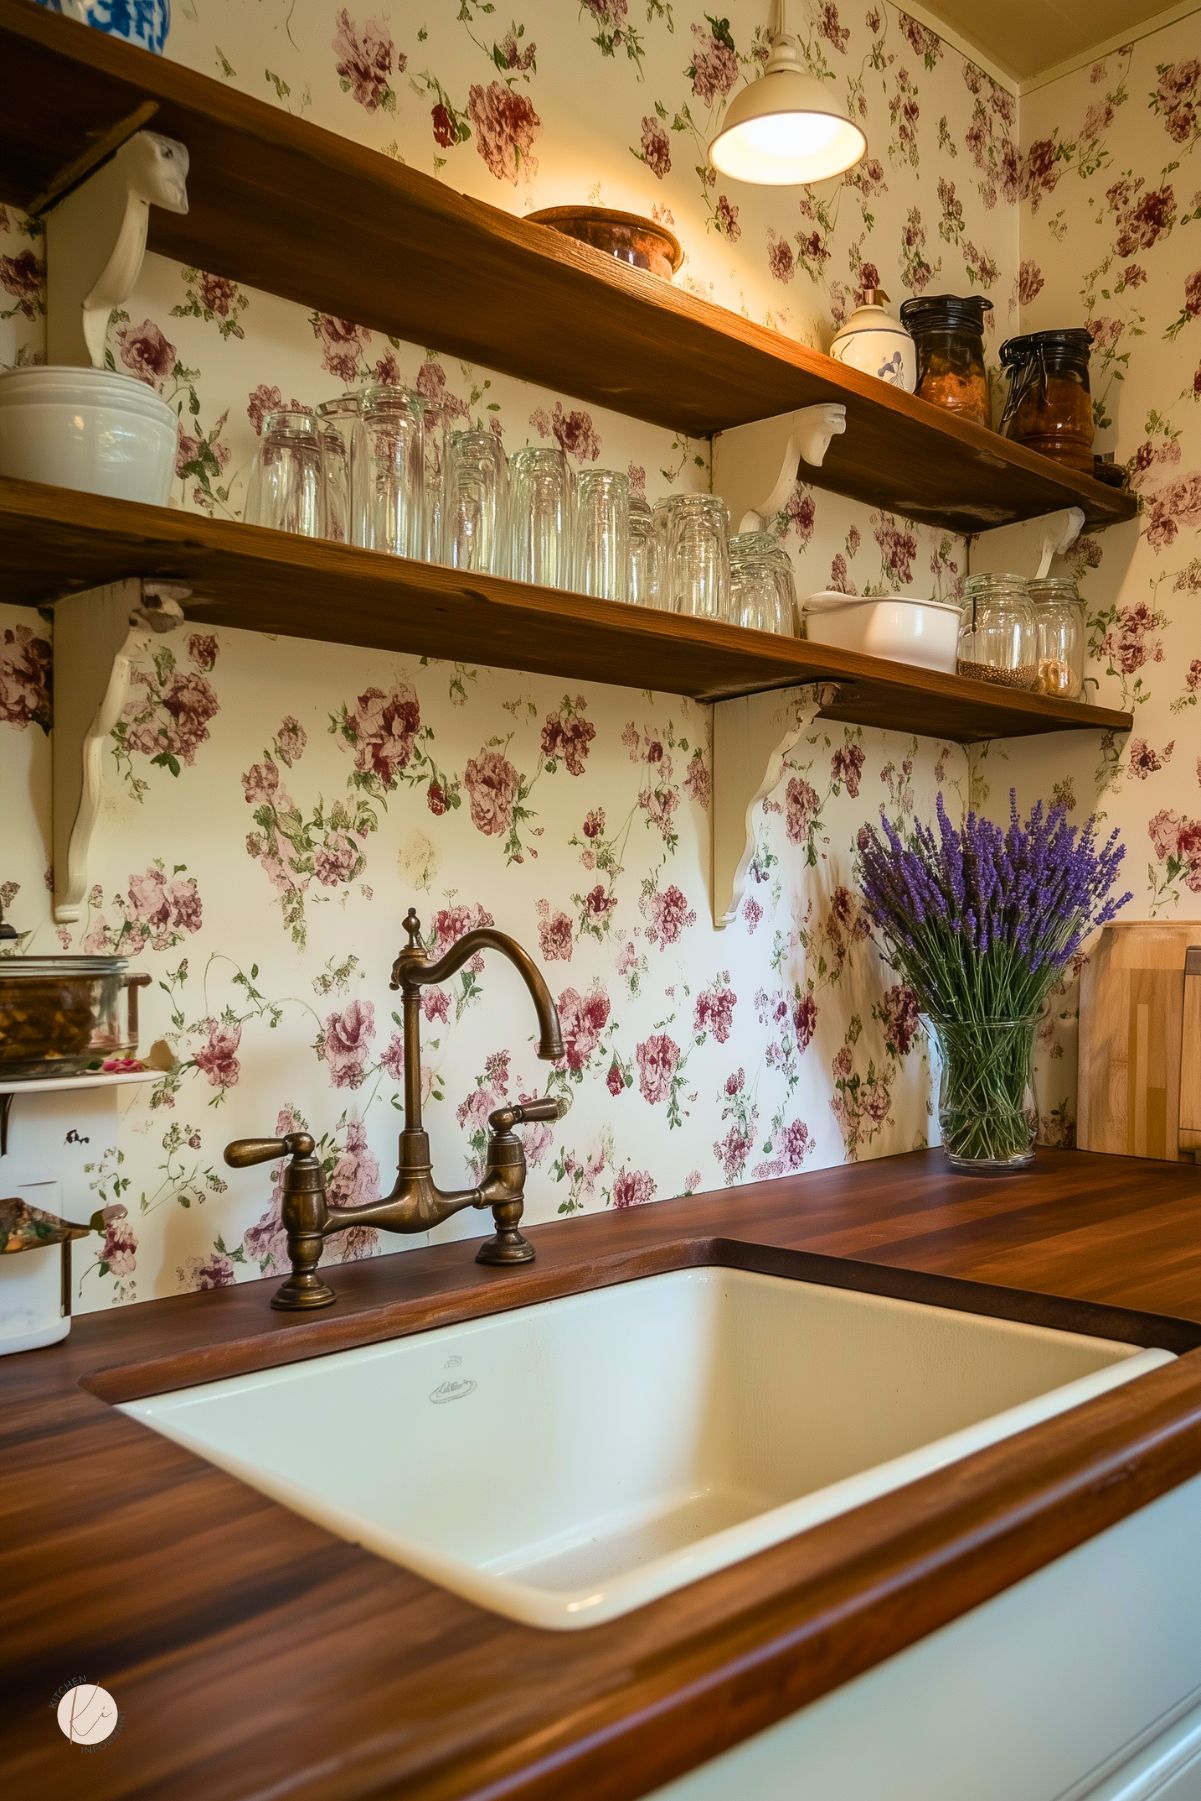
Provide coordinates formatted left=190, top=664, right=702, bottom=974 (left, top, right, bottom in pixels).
left=1018, top=0, right=1201, bottom=93
left=846, top=0, right=1197, bottom=106
left=886, top=0, right=1019, bottom=93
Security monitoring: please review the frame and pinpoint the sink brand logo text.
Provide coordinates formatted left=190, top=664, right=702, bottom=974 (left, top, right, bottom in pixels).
left=429, top=1377, right=477, bottom=1403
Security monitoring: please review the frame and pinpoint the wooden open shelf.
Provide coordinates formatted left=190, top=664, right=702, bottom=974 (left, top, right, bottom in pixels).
left=0, top=1068, right=163, bottom=1097
left=0, top=477, right=1132, bottom=743
left=0, top=0, right=1137, bottom=536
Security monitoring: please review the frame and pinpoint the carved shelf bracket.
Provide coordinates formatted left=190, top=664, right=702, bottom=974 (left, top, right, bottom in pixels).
left=711, top=404, right=848, bottom=533
left=52, top=579, right=188, bottom=924
left=711, top=681, right=840, bottom=928
left=968, top=505, right=1087, bottom=581
left=44, top=128, right=189, bottom=368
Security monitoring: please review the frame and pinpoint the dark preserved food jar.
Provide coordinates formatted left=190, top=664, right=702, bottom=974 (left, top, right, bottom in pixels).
left=999, top=329, right=1094, bottom=472
left=899, top=294, right=993, bottom=426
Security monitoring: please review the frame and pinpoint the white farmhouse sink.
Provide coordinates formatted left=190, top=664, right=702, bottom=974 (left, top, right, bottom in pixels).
left=120, top=1267, right=1172, bottom=1630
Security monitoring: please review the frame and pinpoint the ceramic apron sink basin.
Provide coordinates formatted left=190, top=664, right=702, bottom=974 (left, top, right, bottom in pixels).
left=120, top=1267, right=1171, bottom=1629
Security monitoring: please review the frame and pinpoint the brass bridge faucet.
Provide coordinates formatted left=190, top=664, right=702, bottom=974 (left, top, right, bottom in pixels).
left=225, top=908, right=566, bottom=1311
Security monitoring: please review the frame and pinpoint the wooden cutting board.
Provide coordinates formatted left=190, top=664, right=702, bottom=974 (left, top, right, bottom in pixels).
left=1078, top=922, right=1201, bottom=1160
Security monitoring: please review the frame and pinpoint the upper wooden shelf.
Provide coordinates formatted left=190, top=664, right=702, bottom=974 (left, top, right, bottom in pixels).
left=0, top=476, right=1133, bottom=743
left=0, top=0, right=1137, bottom=537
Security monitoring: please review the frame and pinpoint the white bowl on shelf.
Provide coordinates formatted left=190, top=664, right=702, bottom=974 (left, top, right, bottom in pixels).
left=802, top=591, right=960, bottom=672
left=0, top=365, right=178, bottom=505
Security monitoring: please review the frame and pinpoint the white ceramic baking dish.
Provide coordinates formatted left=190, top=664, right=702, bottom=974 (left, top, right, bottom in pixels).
left=0, top=365, right=178, bottom=504
left=802, top=591, right=960, bottom=671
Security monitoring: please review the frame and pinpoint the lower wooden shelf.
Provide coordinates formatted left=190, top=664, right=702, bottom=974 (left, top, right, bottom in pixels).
left=1, top=476, right=1132, bottom=743
left=0, top=1068, right=165, bottom=1097
left=0, top=1066, right=165, bottom=1156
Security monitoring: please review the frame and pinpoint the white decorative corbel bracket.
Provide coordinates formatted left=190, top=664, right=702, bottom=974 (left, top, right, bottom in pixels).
left=968, top=506, right=1086, bottom=581
left=712, top=404, right=847, bottom=534
left=52, top=579, right=188, bottom=924
left=44, top=130, right=190, bottom=368
left=711, top=681, right=839, bottom=927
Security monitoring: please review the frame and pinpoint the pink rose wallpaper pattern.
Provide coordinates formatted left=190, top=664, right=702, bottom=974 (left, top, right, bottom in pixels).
left=1000, top=22, right=1201, bottom=1127
left=0, top=3, right=1194, bottom=1310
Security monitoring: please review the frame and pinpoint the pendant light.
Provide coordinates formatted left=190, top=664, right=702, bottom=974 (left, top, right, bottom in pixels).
left=708, top=0, right=866, bottom=186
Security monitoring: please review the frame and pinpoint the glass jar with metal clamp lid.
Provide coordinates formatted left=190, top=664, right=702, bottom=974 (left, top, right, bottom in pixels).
left=999, top=329, right=1095, bottom=473
left=1029, top=575, right=1086, bottom=699
left=957, top=573, right=1037, bottom=690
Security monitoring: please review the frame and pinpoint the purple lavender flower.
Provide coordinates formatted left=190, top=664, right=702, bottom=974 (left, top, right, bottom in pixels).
left=857, top=789, right=1131, bottom=1022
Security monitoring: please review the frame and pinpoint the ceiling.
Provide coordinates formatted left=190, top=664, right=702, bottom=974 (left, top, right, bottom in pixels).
left=923, top=0, right=1192, bottom=84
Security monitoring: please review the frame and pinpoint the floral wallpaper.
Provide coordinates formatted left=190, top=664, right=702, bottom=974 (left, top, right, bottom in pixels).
left=990, top=18, right=1201, bottom=1141
left=0, top=0, right=1034, bottom=1311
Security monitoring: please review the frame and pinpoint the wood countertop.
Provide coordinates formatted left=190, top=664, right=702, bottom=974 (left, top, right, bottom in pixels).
left=7, top=1147, right=1201, bottom=1799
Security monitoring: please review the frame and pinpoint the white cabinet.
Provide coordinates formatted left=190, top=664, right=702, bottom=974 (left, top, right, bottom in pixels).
left=1085, top=1701, right=1201, bottom=1800
left=648, top=1474, right=1201, bottom=1801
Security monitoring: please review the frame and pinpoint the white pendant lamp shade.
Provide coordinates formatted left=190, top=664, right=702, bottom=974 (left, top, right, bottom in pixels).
left=709, top=29, right=866, bottom=186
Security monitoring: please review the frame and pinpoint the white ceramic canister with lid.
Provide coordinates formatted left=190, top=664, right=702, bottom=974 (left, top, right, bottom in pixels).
left=829, top=288, right=916, bottom=392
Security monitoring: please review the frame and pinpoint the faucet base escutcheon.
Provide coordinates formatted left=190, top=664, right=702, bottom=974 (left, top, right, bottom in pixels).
left=476, top=1214, right=536, bottom=1266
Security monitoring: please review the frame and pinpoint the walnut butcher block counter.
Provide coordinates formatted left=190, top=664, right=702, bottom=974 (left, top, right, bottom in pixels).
left=8, top=1147, right=1201, bottom=1801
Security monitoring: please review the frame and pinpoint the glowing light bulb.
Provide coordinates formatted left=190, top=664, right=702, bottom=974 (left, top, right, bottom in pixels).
left=708, top=21, right=866, bottom=187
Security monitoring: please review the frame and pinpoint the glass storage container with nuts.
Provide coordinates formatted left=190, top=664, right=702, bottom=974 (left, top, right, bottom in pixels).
left=0, top=957, right=128, bottom=1080
left=1029, top=576, right=1086, bottom=699
left=957, top=573, right=1037, bottom=690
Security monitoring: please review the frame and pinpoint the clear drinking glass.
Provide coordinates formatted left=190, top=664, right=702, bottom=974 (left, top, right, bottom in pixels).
left=574, top=468, right=630, bottom=601
left=509, top=445, right=573, bottom=588
left=319, top=423, right=351, bottom=543
left=423, top=424, right=445, bottom=564
left=352, top=385, right=426, bottom=558
left=628, top=495, right=660, bottom=608
left=316, top=393, right=361, bottom=544
left=245, top=407, right=326, bottom=537
left=728, top=530, right=798, bottom=634
left=656, top=492, right=730, bottom=620
left=443, top=428, right=507, bottom=574
left=316, top=393, right=361, bottom=451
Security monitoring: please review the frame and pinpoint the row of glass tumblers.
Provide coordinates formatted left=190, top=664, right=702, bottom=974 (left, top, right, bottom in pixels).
left=244, top=386, right=799, bottom=634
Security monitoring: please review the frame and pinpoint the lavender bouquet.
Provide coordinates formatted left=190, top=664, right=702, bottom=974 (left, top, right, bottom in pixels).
left=858, top=792, right=1130, bottom=1169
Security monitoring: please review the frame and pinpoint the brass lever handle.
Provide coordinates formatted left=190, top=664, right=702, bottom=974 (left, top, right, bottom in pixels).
left=224, top=1133, right=332, bottom=1312
left=487, top=1095, right=566, bottom=1133
left=224, top=1132, right=314, bottom=1168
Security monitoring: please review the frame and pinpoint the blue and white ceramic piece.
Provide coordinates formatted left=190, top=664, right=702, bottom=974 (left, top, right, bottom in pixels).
left=829, top=289, right=917, bottom=393
left=35, top=0, right=170, bottom=56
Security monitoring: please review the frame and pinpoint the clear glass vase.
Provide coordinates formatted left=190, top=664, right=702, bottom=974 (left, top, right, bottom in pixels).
left=928, top=1016, right=1038, bottom=1171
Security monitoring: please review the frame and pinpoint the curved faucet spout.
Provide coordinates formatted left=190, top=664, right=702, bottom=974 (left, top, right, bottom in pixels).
left=323, top=1177, right=483, bottom=1238
left=394, top=919, right=564, bottom=1062
left=227, top=910, right=566, bottom=1308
